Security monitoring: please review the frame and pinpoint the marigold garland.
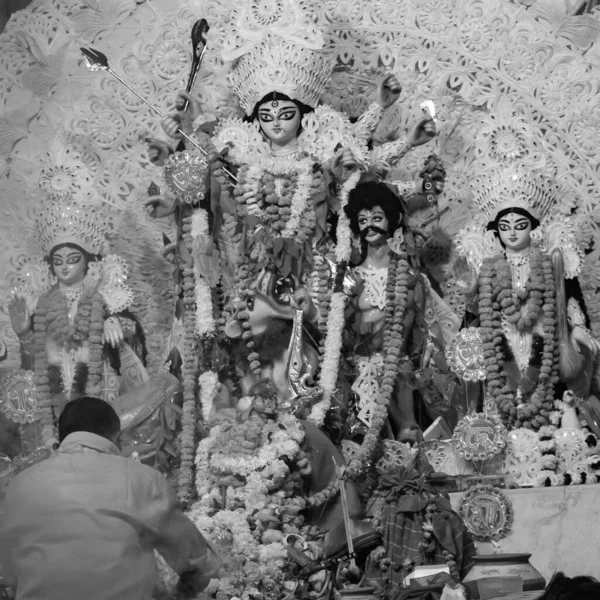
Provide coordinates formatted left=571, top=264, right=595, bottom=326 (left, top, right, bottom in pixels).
left=480, top=250, right=558, bottom=430
left=178, top=214, right=199, bottom=507
left=308, top=171, right=361, bottom=427
left=344, top=249, right=411, bottom=481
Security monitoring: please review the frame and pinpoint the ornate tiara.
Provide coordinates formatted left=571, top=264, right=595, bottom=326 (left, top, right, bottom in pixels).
left=229, top=36, right=333, bottom=115
left=35, top=196, right=110, bottom=255
left=223, top=0, right=333, bottom=115
left=470, top=165, right=561, bottom=224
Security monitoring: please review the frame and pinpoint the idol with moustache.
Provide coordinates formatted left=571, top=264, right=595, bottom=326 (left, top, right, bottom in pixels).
left=344, top=181, right=424, bottom=443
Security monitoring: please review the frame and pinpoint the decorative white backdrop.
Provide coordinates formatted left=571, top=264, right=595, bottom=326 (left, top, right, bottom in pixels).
left=2, top=0, right=600, bottom=369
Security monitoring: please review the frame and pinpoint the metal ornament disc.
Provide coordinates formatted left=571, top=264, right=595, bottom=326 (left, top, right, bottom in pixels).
left=459, top=483, right=513, bottom=542
left=452, top=413, right=507, bottom=461
left=0, top=370, right=40, bottom=424
left=447, top=327, right=486, bottom=382
left=163, top=150, right=209, bottom=204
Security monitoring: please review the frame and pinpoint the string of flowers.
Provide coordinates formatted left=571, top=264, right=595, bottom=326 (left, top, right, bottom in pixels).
left=308, top=171, right=360, bottom=427
left=281, top=162, right=313, bottom=238
left=86, top=293, right=105, bottom=397
left=178, top=214, right=199, bottom=508
left=199, top=370, right=220, bottom=424
left=345, top=248, right=410, bottom=481
left=33, top=304, right=56, bottom=446
left=479, top=251, right=557, bottom=430
left=191, top=209, right=216, bottom=336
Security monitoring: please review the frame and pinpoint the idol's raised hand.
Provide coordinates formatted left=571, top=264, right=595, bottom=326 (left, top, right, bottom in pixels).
left=161, top=90, right=203, bottom=138
left=376, top=73, right=402, bottom=109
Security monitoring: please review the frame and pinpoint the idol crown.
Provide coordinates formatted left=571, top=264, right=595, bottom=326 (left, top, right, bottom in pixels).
left=470, top=165, right=561, bottom=223
left=36, top=196, right=110, bottom=255
left=223, top=0, right=333, bottom=115
left=229, top=36, right=333, bottom=115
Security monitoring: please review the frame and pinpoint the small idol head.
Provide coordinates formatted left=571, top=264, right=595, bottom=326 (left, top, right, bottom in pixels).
left=49, top=243, right=99, bottom=286
left=346, top=180, right=403, bottom=242
left=489, top=207, right=540, bottom=252
left=251, top=92, right=312, bottom=148
left=356, top=206, right=390, bottom=246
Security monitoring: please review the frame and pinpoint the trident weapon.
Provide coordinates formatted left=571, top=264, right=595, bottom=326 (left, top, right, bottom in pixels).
left=80, top=44, right=237, bottom=183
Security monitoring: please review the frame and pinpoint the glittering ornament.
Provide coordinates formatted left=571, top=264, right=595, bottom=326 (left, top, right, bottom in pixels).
left=452, top=413, right=507, bottom=461
left=0, top=370, right=39, bottom=424
left=163, top=151, right=209, bottom=204
left=447, top=327, right=486, bottom=382
left=459, top=484, right=513, bottom=542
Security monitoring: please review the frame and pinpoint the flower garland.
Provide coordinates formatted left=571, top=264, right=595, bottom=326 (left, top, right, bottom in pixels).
left=308, top=170, right=360, bottom=427
left=33, top=281, right=107, bottom=446
left=191, top=208, right=216, bottom=336
left=189, top=411, right=308, bottom=600
left=199, top=370, right=220, bottom=423
left=33, top=305, right=56, bottom=447
left=86, top=292, right=105, bottom=397
left=178, top=214, right=199, bottom=508
left=344, top=248, right=411, bottom=481
left=307, top=234, right=411, bottom=507
left=479, top=251, right=558, bottom=430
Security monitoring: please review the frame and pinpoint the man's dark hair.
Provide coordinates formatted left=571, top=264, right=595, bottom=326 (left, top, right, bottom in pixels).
left=538, top=572, right=600, bottom=600
left=58, top=396, right=121, bottom=443
left=345, top=180, right=403, bottom=237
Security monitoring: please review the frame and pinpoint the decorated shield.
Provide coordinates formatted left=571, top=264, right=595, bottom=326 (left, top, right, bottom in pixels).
left=452, top=413, right=507, bottom=461
left=459, top=483, right=513, bottom=542
left=164, top=150, right=209, bottom=204
left=0, top=370, right=39, bottom=424
left=447, top=327, right=486, bottom=382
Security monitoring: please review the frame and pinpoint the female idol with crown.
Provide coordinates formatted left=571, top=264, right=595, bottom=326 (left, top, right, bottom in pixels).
left=6, top=195, right=162, bottom=447
left=148, top=0, right=437, bottom=418
left=455, top=165, right=600, bottom=432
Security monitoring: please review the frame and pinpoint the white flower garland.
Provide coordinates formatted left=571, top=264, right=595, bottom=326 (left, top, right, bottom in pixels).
left=281, top=160, right=313, bottom=238
left=309, top=170, right=361, bottom=425
left=198, top=370, right=220, bottom=423
left=191, top=209, right=217, bottom=336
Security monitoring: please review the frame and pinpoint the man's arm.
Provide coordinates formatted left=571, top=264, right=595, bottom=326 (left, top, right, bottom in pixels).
left=142, top=473, right=221, bottom=595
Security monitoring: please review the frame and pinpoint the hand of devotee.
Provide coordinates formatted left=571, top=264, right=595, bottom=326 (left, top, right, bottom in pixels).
left=571, top=325, right=600, bottom=355
left=146, top=137, right=174, bottom=166
left=144, top=194, right=177, bottom=218
left=102, top=316, right=124, bottom=348
left=407, top=117, right=436, bottom=147
left=161, top=90, right=203, bottom=138
left=8, top=293, right=32, bottom=338
left=376, top=73, right=402, bottom=109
